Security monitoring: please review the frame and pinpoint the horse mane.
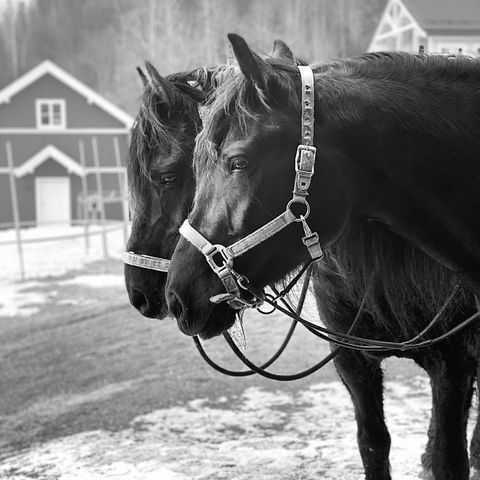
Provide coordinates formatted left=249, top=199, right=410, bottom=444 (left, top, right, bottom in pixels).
left=168, top=64, right=238, bottom=96
left=195, top=49, right=480, bottom=182
left=128, top=82, right=195, bottom=203
left=197, top=51, right=480, bottom=169
left=311, top=50, right=480, bottom=79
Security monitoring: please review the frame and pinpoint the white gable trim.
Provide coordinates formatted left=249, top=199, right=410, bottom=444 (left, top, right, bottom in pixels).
left=0, top=60, right=134, bottom=128
left=392, top=0, right=425, bottom=37
left=368, top=0, right=426, bottom=52
left=368, top=0, right=396, bottom=51
left=14, top=144, right=85, bottom=178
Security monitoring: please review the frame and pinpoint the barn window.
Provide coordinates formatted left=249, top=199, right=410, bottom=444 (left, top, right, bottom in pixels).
left=35, top=99, right=66, bottom=129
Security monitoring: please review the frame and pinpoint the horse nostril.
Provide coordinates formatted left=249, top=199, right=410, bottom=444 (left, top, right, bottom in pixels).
left=131, top=289, right=149, bottom=313
left=168, top=291, right=184, bottom=319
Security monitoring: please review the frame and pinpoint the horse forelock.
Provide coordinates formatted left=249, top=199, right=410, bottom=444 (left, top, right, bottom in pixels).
left=192, top=56, right=301, bottom=181
left=128, top=82, right=200, bottom=204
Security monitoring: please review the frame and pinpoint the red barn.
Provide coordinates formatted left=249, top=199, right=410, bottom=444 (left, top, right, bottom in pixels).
left=0, top=60, right=133, bottom=227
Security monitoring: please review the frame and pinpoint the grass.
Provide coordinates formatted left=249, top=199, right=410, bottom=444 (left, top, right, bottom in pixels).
left=0, top=258, right=422, bottom=459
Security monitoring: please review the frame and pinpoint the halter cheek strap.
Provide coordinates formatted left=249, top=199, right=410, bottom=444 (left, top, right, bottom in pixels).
left=179, top=65, right=323, bottom=309
left=293, top=65, right=316, bottom=202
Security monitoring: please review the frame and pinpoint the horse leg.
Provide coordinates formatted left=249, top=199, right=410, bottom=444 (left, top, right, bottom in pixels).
left=470, top=371, right=480, bottom=479
left=422, top=352, right=475, bottom=480
left=334, top=349, right=391, bottom=480
left=470, top=301, right=480, bottom=479
left=420, top=409, right=436, bottom=478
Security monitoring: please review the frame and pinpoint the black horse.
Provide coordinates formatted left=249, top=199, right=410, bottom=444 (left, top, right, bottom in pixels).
left=165, top=35, right=480, bottom=479
left=125, top=63, right=216, bottom=318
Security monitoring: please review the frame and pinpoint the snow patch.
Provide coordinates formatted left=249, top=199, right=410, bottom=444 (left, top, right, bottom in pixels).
left=63, top=274, right=125, bottom=288
left=0, top=225, right=128, bottom=316
left=2, top=379, right=475, bottom=479
left=0, top=281, right=54, bottom=317
left=0, top=225, right=127, bottom=283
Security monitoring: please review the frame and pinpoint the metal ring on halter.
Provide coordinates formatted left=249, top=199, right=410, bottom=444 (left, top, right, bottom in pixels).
left=286, top=198, right=311, bottom=222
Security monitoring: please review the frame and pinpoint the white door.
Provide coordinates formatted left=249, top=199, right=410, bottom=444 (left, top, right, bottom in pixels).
left=35, top=177, right=71, bottom=225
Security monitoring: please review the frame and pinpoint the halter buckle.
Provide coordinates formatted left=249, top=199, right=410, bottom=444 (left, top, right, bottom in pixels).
left=295, top=145, right=316, bottom=174
left=204, top=244, right=232, bottom=274
left=294, top=145, right=317, bottom=195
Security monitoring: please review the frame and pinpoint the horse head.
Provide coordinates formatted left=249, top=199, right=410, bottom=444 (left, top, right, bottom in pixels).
left=124, top=63, right=203, bottom=319
left=166, top=34, right=352, bottom=338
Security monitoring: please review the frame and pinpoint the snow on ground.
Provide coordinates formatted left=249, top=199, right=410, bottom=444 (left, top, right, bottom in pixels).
left=1, top=377, right=477, bottom=480
left=0, top=225, right=126, bottom=284
left=0, top=225, right=127, bottom=316
left=63, top=274, right=126, bottom=288
left=0, top=281, right=56, bottom=317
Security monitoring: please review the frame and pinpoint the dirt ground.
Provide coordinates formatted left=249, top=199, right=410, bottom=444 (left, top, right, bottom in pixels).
left=0, top=258, right=478, bottom=479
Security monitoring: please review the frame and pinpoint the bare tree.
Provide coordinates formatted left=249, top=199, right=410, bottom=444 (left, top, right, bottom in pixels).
left=0, top=0, right=35, bottom=79
left=0, top=0, right=385, bottom=112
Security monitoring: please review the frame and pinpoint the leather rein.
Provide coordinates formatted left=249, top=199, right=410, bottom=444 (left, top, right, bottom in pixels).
left=124, top=65, right=480, bottom=381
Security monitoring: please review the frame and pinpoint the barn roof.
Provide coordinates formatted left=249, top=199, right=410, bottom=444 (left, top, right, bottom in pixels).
left=402, top=0, right=480, bottom=34
left=0, top=60, right=134, bottom=128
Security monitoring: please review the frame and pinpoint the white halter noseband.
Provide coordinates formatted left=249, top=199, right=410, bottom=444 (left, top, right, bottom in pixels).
left=122, top=250, right=170, bottom=272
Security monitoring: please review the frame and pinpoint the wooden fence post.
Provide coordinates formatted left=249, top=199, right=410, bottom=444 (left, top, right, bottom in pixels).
left=6, top=141, right=25, bottom=281
left=78, top=140, right=90, bottom=254
left=91, top=137, right=108, bottom=259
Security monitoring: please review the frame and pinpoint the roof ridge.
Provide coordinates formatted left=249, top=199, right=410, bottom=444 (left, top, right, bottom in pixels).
left=0, top=60, right=134, bottom=128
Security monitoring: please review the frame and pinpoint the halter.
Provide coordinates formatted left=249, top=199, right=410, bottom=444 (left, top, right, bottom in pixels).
left=180, top=66, right=323, bottom=309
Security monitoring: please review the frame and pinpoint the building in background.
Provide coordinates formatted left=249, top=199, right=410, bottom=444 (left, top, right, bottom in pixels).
left=0, top=60, right=133, bottom=227
left=368, top=0, right=480, bottom=55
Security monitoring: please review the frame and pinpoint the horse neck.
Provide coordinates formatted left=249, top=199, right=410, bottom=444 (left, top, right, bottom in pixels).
left=314, top=66, right=480, bottom=290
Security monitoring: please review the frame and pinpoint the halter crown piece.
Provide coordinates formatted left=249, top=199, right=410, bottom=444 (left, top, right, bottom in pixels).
left=179, top=65, right=323, bottom=310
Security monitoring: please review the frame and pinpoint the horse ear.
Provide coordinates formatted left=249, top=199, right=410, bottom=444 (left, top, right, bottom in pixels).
left=136, top=67, right=148, bottom=87
left=227, top=33, right=268, bottom=90
left=144, top=61, right=176, bottom=106
left=271, top=39, right=295, bottom=63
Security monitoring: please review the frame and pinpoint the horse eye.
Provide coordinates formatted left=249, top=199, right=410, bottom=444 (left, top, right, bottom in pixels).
left=151, top=172, right=178, bottom=186
left=160, top=175, right=177, bottom=184
left=231, top=157, right=248, bottom=171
